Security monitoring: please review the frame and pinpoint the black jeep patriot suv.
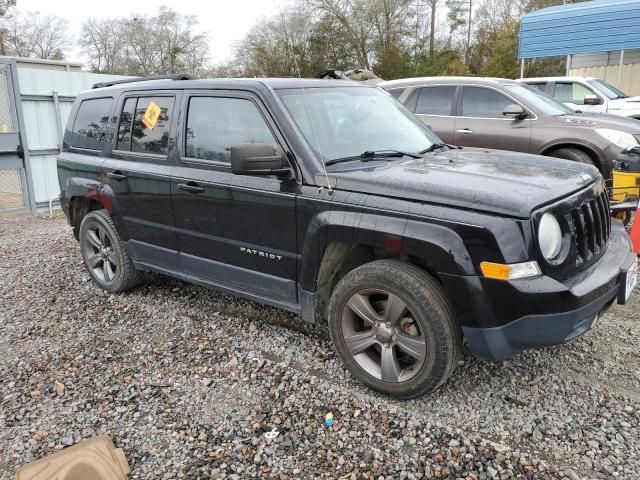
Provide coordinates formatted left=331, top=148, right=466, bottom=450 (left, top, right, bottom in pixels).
left=58, top=76, right=637, bottom=398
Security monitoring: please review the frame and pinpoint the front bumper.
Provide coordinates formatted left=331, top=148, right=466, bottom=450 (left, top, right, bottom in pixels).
left=442, top=220, right=636, bottom=361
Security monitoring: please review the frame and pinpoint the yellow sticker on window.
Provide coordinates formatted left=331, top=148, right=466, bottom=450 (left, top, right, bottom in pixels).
left=1, top=124, right=7, bottom=133
left=142, top=101, right=162, bottom=129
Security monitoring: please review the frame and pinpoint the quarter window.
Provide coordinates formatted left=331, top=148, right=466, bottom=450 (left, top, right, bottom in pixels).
left=415, top=86, right=456, bottom=116
left=462, top=87, right=513, bottom=118
left=387, top=89, right=405, bottom=100
left=527, top=82, right=548, bottom=93
left=185, top=97, right=278, bottom=163
left=70, top=97, right=113, bottom=150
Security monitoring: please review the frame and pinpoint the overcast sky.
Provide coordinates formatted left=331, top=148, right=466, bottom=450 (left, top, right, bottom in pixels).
left=19, top=0, right=293, bottom=65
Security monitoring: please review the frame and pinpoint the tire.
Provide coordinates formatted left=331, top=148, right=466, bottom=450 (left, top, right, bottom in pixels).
left=548, top=147, right=596, bottom=167
left=327, top=260, right=461, bottom=399
left=79, top=209, right=140, bottom=293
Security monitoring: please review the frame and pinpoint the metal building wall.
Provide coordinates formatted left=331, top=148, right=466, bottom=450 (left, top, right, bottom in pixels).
left=570, top=49, right=640, bottom=96
left=17, top=69, right=131, bottom=208
left=519, top=0, right=640, bottom=59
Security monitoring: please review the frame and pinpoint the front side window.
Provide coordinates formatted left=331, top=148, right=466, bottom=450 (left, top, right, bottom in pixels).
left=554, top=82, right=593, bottom=105
left=415, top=86, right=456, bottom=116
left=70, top=97, right=113, bottom=150
left=185, top=97, right=278, bottom=163
left=462, top=87, right=513, bottom=118
left=277, top=86, right=439, bottom=163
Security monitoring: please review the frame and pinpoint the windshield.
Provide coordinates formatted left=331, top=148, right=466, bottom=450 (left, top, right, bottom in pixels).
left=587, top=79, right=628, bottom=99
left=277, top=86, right=440, bottom=163
left=504, top=84, right=574, bottom=116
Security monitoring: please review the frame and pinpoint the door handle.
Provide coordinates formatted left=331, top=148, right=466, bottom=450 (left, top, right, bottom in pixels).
left=107, top=171, right=126, bottom=181
left=456, top=128, right=473, bottom=134
left=177, top=182, right=205, bottom=194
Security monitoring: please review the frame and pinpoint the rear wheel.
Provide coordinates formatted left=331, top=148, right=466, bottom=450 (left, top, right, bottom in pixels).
left=548, top=147, right=596, bottom=167
left=327, top=260, right=461, bottom=399
left=79, top=210, right=140, bottom=293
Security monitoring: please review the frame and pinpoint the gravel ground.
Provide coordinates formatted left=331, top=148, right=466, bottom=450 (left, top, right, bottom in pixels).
left=1, top=213, right=638, bottom=480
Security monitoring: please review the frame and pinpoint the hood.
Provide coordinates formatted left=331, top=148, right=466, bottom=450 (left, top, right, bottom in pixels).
left=323, top=148, right=600, bottom=218
left=556, top=112, right=640, bottom=131
left=611, top=96, right=640, bottom=105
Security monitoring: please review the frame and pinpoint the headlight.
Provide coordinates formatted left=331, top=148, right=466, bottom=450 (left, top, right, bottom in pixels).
left=538, top=213, right=562, bottom=260
left=595, top=128, right=639, bottom=149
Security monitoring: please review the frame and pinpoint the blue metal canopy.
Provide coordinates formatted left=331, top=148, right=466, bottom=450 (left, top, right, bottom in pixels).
left=519, top=0, right=640, bottom=59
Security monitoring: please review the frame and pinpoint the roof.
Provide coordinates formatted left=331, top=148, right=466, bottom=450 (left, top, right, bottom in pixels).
left=89, top=77, right=368, bottom=93
left=378, top=77, right=518, bottom=88
left=519, top=0, right=640, bottom=59
left=519, top=76, right=597, bottom=82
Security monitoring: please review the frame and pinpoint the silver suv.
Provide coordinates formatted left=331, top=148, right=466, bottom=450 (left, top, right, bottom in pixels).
left=379, top=76, right=640, bottom=179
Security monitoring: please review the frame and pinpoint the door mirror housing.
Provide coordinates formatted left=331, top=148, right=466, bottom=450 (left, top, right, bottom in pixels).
left=584, top=94, right=603, bottom=106
left=230, top=143, right=291, bottom=176
left=502, top=104, right=528, bottom=119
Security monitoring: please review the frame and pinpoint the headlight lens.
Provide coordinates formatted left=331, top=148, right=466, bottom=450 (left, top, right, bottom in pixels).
left=538, top=213, right=562, bottom=260
left=595, top=128, right=639, bottom=149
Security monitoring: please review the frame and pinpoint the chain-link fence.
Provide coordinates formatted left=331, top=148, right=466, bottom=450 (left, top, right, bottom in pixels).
left=0, top=168, right=24, bottom=209
left=0, top=72, right=14, bottom=133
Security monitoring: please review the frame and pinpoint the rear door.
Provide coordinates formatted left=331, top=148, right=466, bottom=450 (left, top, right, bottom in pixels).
left=103, top=91, right=180, bottom=269
left=453, top=86, right=532, bottom=152
left=171, top=90, right=298, bottom=303
left=408, top=85, right=457, bottom=143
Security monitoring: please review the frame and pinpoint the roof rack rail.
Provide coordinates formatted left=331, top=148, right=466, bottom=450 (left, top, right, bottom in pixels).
left=92, top=74, right=197, bottom=89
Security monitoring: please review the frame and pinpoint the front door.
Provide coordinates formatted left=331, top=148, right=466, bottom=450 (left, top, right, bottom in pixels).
left=453, top=86, right=532, bottom=152
left=103, top=92, right=180, bottom=269
left=171, top=91, right=298, bottom=303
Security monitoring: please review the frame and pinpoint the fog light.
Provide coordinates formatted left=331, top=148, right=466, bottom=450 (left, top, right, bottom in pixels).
left=480, top=261, right=542, bottom=280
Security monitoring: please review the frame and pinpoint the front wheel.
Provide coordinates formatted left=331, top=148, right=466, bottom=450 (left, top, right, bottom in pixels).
left=79, top=210, right=140, bottom=293
left=327, top=260, right=461, bottom=399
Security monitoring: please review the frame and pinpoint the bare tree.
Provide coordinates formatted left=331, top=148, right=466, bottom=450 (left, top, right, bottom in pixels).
left=81, top=7, right=210, bottom=76
left=80, top=18, right=127, bottom=73
left=3, top=11, right=72, bottom=59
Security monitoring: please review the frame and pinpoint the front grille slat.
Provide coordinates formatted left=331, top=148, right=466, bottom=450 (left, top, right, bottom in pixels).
left=565, top=187, right=610, bottom=268
left=582, top=203, right=596, bottom=255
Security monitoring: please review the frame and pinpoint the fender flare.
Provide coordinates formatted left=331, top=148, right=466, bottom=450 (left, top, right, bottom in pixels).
left=298, top=210, right=476, bottom=292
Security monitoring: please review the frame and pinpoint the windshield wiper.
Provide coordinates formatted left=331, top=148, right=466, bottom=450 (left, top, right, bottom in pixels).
left=325, top=149, right=421, bottom=166
left=419, top=143, right=449, bottom=154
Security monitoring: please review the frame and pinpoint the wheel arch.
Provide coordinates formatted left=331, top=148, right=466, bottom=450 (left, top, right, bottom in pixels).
left=540, top=142, right=603, bottom=172
left=298, top=211, right=476, bottom=324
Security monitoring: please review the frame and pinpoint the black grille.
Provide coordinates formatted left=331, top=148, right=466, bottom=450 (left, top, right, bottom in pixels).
left=567, top=190, right=610, bottom=267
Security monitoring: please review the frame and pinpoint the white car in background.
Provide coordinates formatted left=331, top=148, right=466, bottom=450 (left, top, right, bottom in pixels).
left=519, top=76, right=640, bottom=120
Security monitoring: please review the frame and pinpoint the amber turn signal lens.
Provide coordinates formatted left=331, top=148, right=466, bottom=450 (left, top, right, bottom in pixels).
left=480, top=261, right=542, bottom=280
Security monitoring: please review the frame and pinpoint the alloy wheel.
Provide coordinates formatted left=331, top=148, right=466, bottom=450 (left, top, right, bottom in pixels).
left=82, top=224, right=118, bottom=283
left=341, top=288, right=427, bottom=383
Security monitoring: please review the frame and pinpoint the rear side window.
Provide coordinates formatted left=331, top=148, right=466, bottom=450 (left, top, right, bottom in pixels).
left=70, top=97, right=113, bottom=150
left=415, top=86, right=456, bottom=115
left=115, top=96, right=174, bottom=155
left=185, top=97, right=278, bottom=163
left=462, top=87, right=513, bottom=118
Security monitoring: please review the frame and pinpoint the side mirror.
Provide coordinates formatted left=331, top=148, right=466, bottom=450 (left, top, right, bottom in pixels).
left=584, top=94, right=603, bottom=106
left=230, top=143, right=290, bottom=176
left=503, top=104, right=528, bottom=119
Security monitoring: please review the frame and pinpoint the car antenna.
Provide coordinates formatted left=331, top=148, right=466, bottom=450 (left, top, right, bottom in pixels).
left=301, top=87, right=333, bottom=193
